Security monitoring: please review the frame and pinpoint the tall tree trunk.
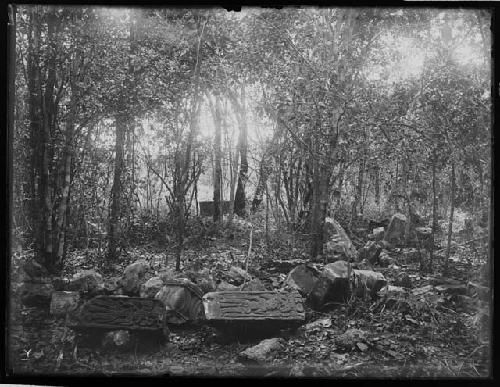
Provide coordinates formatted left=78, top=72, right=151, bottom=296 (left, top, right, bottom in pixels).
left=174, top=15, right=208, bottom=270
left=310, top=142, right=323, bottom=258
left=251, top=156, right=271, bottom=214
left=107, top=15, right=136, bottom=262
left=233, top=84, right=248, bottom=217
left=374, top=165, right=380, bottom=206
left=210, top=93, right=223, bottom=222
left=251, top=117, right=284, bottom=213
left=174, top=157, right=185, bottom=272
left=40, top=9, right=58, bottom=272
left=444, top=161, right=456, bottom=274
left=108, top=113, right=127, bottom=262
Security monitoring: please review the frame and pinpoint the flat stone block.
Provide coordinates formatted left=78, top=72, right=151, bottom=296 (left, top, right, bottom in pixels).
left=72, top=296, right=168, bottom=337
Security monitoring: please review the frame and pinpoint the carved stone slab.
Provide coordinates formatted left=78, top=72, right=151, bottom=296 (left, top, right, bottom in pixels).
left=72, top=296, right=168, bottom=336
left=202, top=291, right=305, bottom=324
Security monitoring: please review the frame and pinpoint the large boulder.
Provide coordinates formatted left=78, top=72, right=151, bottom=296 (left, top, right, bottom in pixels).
left=140, top=277, right=164, bottom=298
left=352, top=270, right=387, bottom=298
left=21, top=280, right=54, bottom=307
left=285, top=264, right=320, bottom=296
left=68, top=270, right=104, bottom=295
left=323, top=217, right=358, bottom=262
left=309, top=260, right=353, bottom=309
left=358, top=241, right=383, bottom=265
left=155, top=279, right=205, bottom=324
left=384, top=213, right=407, bottom=246
left=121, top=260, right=149, bottom=296
left=22, top=259, right=49, bottom=280
left=238, top=338, right=283, bottom=364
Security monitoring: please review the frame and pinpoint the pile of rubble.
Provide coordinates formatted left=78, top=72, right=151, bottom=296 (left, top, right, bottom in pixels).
left=17, top=212, right=489, bottom=357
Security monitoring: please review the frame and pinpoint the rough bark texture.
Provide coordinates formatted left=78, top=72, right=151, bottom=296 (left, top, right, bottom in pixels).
left=108, top=113, right=127, bottom=262
left=107, top=17, right=136, bottom=262
left=211, top=93, right=223, bottom=222
left=233, top=85, right=248, bottom=217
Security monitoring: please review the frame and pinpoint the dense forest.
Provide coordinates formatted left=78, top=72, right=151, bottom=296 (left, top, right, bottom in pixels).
left=7, top=6, right=491, bottom=378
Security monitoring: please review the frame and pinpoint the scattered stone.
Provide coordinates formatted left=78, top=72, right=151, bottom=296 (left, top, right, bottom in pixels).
left=412, top=285, right=434, bottom=296
left=353, top=269, right=387, bottom=298
left=429, top=276, right=461, bottom=286
left=238, top=338, right=283, bottom=364
left=68, top=270, right=104, bottom=295
left=452, top=294, right=479, bottom=312
left=50, top=291, right=80, bottom=316
left=155, top=279, right=205, bottom=324
left=335, top=329, right=367, bottom=351
left=394, top=273, right=412, bottom=289
left=72, top=296, right=169, bottom=338
left=227, top=266, right=252, bottom=285
left=384, top=213, right=407, bottom=246
left=435, top=284, right=467, bottom=296
left=121, top=260, right=149, bottom=296
left=240, top=278, right=267, bottom=291
left=52, top=277, right=70, bottom=291
left=203, top=291, right=305, bottom=330
left=372, top=227, right=385, bottom=241
left=309, top=260, right=353, bottom=308
left=358, top=241, right=383, bottom=265
left=466, top=282, right=490, bottom=302
left=22, top=259, right=49, bottom=279
left=378, top=284, right=406, bottom=297
left=378, top=251, right=393, bottom=267
left=323, top=217, right=358, bottom=262
left=304, top=317, right=332, bottom=331
left=103, top=276, right=122, bottom=295
left=140, top=277, right=164, bottom=298
left=21, top=281, right=55, bottom=307
left=216, top=281, right=239, bottom=291
left=285, top=264, right=320, bottom=296
left=102, top=330, right=132, bottom=350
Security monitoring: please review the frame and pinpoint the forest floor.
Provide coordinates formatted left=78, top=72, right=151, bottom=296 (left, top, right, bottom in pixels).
left=8, top=218, right=492, bottom=378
